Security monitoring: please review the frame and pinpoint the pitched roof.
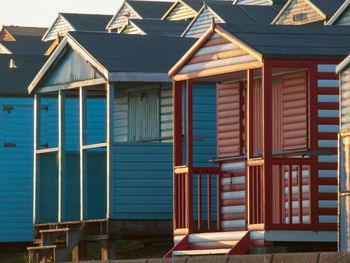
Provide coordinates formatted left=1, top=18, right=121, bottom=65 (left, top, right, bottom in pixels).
left=29, top=32, right=196, bottom=93
left=218, top=23, right=350, bottom=59
left=60, top=13, right=112, bottom=31
left=181, top=0, right=204, bottom=12
left=310, top=0, right=345, bottom=17
left=0, top=54, right=47, bottom=96
left=127, top=0, right=174, bottom=18
left=126, top=19, right=190, bottom=36
left=2, top=26, right=47, bottom=37
left=1, top=35, right=50, bottom=55
left=326, top=0, right=350, bottom=24
left=233, top=0, right=287, bottom=4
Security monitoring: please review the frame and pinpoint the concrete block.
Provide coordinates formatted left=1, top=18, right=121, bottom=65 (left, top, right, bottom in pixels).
left=148, top=257, right=187, bottom=263
left=318, top=252, right=350, bottom=263
left=187, top=256, right=228, bottom=263
left=272, top=252, right=319, bottom=263
left=228, top=254, right=272, bottom=263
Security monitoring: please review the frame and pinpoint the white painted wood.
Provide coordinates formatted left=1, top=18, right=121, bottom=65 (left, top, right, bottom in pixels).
left=221, top=219, right=246, bottom=228
left=173, top=248, right=230, bottom=256
left=221, top=176, right=245, bottom=185
left=195, top=43, right=239, bottom=57
left=58, top=90, right=66, bottom=223
left=284, top=215, right=310, bottom=224
left=79, top=87, right=87, bottom=221
left=36, top=148, right=59, bottom=154
left=317, top=64, right=337, bottom=72
left=250, top=231, right=265, bottom=240
left=319, top=200, right=337, bottom=208
left=318, top=170, right=337, bottom=178
left=222, top=205, right=245, bottom=214
left=319, top=216, right=337, bottom=223
left=189, top=231, right=247, bottom=243
left=174, top=235, right=186, bottom=245
left=265, top=230, right=337, bottom=242
left=221, top=190, right=245, bottom=199
left=318, top=79, right=339, bottom=87
left=106, top=83, right=114, bottom=219
left=221, top=161, right=245, bottom=171
left=33, top=95, right=41, bottom=224
left=81, top=143, right=107, bottom=150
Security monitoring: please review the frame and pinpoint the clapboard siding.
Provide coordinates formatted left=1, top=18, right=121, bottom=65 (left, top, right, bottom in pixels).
left=0, top=43, right=11, bottom=54
left=120, top=23, right=143, bottom=35
left=316, top=63, right=339, bottom=224
left=165, top=2, right=197, bottom=21
left=178, top=33, right=258, bottom=78
left=333, top=7, right=350, bottom=25
left=107, top=3, right=140, bottom=31
left=43, top=16, right=72, bottom=42
left=184, top=8, right=222, bottom=38
left=275, top=0, right=325, bottom=25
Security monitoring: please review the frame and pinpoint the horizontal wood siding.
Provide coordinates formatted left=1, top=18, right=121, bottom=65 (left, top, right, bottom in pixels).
left=178, top=33, right=258, bottom=77
left=316, top=63, right=339, bottom=225
left=107, top=4, right=140, bottom=31
left=236, top=0, right=271, bottom=5
left=217, top=82, right=242, bottom=158
left=275, top=0, right=324, bottom=25
left=44, top=16, right=72, bottom=42
left=0, top=44, right=11, bottom=54
left=184, top=8, right=221, bottom=38
left=121, top=24, right=143, bottom=35
left=334, top=7, right=350, bottom=25
left=165, top=2, right=197, bottom=21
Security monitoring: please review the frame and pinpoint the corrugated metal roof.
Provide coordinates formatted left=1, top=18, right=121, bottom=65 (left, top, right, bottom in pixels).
left=129, top=19, right=190, bottom=36
left=128, top=0, right=174, bottom=18
left=0, top=54, right=47, bottom=95
left=60, top=13, right=113, bottom=32
left=311, top=0, right=345, bottom=17
left=207, top=2, right=280, bottom=24
left=1, top=35, right=50, bottom=55
left=69, top=31, right=196, bottom=73
left=2, top=26, right=47, bottom=37
left=219, top=23, right=350, bottom=59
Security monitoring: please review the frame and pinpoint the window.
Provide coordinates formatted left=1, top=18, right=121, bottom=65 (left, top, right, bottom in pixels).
left=293, top=13, right=307, bottom=22
left=127, top=89, right=160, bottom=142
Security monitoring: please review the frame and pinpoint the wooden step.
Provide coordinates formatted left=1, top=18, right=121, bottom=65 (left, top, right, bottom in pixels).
left=187, top=240, right=238, bottom=250
left=188, top=231, right=247, bottom=243
left=27, top=245, right=57, bottom=251
left=39, top=228, right=69, bottom=234
left=173, top=248, right=230, bottom=256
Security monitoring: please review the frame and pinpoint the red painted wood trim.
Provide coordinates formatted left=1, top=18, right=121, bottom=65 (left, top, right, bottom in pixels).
left=317, top=193, right=337, bottom=200
left=317, top=72, right=339, bottom=80
left=217, top=164, right=222, bottom=231
left=226, top=231, right=251, bottom=255
left=164, top=235, right=189, bottom=258
left=317, top=163, right=337, bottom=170
left=317, top=133, right=338, bottom=140
left=198, top=173, right=202, bottom=230
left=318, top=178, right=338, bottom=185
left=208, top=174, right=212, bottom=230
left=319, top=208, right=337, bottom=215
left=317, top=102, right=339, bottom=110
left=239, top=81, right=244, bottom=156
left=317, top=117, right=339, bottom=125
left=317, top=88, right=339, bottom=95
left=186, top=79, right=193, bottom=166
left=222, top=198, right=246, bottom=206
left=222, top=213, right=246, bottom=221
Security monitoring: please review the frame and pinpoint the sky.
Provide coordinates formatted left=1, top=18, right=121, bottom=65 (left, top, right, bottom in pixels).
left=0, top=0, right=174, bottom=28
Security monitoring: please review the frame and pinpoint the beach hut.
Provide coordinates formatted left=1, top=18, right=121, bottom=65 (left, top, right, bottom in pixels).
left=0, top=25, right=47, bottom=42
left=0, top=54, right=47, bottom=243
left=271, top=0, right=344, bottom=25
left=106, top=0, right=173, bottom=32
left=161, top=0, right=203, bottom=21
left=166, top=23, right=350, bottom=256
left=335, top=54, right=350, bottom=252
left=26, top=31, right=217, bottom=262
left=182, top=2, right=283, bottom=38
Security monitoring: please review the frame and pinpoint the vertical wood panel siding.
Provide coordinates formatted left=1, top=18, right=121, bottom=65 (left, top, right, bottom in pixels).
left=112, top=84, right=217, bottom=220
left=165, top=2, right=197, bottom=21
left=107, top=4, right=140, bottom=31
left=43, top=16, right=72, bottom=42
left=184, top=8, right=222, bottom=38
left=253, top=80, right=263, bottom=155
left=179, top=33, right=257, bottom=76
left=317, top=63, right=339, bottom=224
left=217, top=82, right=242, bottom=158
left=341, top=69, right=350, bottom=130
left=334, top=7, right=350, bottom=25
left=275, top=0, right=324, bottom=25
left=236, top=0, right=271, bottom=5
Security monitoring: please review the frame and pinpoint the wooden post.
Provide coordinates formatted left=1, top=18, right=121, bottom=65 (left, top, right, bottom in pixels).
left=186, top=79, right=193, bottom=233
left=72, top=241, right=87, bottom=262
left=263, top=63, right=272, bottom=229
left=58, top=90, right=66, bottom=223
left=106, top=83, right=114, bottom=219
left=101, top=239, right=116, bottom=260
left=79, top=87, right=87, bottom=220
left=173, top=80, right=183, bottom=231
left=33, top=94, right=41, bottom=224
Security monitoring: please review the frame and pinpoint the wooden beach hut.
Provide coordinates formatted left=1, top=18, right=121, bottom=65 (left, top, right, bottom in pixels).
left=26, top=31, right=218, bottom=262
left=272, top=0, right=344, bottom=25
left=335, top=54, right=350, bottom=252
left=166, top=23, right=350, bottom=256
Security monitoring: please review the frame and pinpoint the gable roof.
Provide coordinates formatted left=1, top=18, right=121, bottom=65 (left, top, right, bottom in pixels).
left=233, top=0, right=287, bottom=4
left=0, top=54, right=47, bottom=96
left=161, top=0, right=203, bottom=20
left=182, top=2, right=281, bottom=37
left=272, top=0, right=345, bottom=24
left=1, top=26, right=47, bottom=38
left=327, top=0, right=350, bottom=25
left=170, top=23, right=350, bottom=77
left=42, top=13, right=112, bottom=42
left=121, top=19, right=190, bottom=36
left=29, top=31, right=196, bottom=94
left=106, top=0, right=173, bottom=30
left=1, top=35, right=50, bottom=55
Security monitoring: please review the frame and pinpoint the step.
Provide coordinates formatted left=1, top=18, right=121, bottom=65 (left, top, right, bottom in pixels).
left=27, top=245, right=57, bottom=251
left=187, top=240, right=238, bottom=250
left=173, top=248, right=230, bottom=256
left=188, top=231, right=247, bottom=243
left=39, top=228, right=69, bottom=234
